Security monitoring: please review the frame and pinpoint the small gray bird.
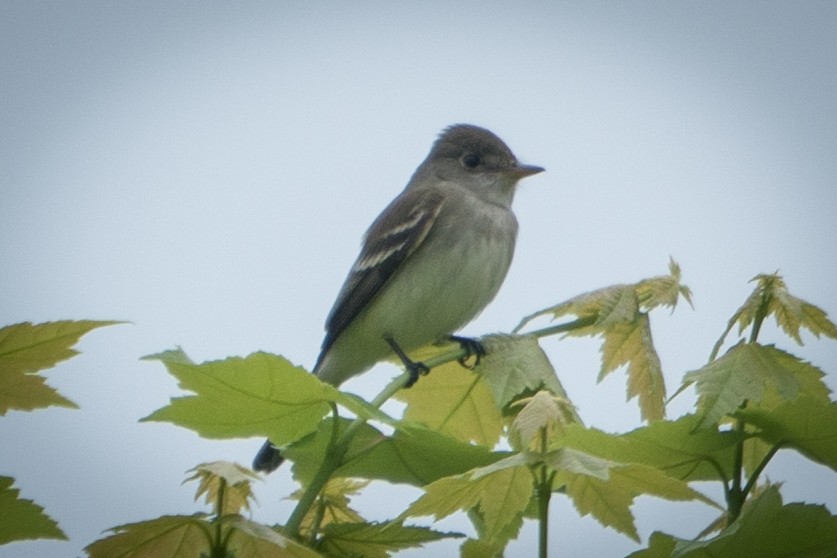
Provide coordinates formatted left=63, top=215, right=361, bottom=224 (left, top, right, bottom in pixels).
left=253, top=124, right=543, bottom=472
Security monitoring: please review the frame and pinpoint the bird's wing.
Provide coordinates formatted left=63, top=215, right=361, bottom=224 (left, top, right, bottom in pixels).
left=316, top=187, right=446, bottom=364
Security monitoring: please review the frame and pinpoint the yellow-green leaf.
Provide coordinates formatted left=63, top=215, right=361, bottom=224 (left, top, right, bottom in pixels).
left=85, top=515, right=211, bottom=558
left=477, top=334, right=577, bottom=413
left=513, top=262, right=686, bottom=422
left=184, top=461, right=259, bottom=516
left=600, top=314, right=666, bottom=421
left=405, top=463, right=532, bottom=542
left=143, top=351, right=338, bottom=446
left=285, top=419, right=506, bottom=487
left=711, top=273, right=837, bottom=359
left=628, top=486, right=837, bottom=558
left=510, top=391, right=576, bottom=451
left=741, top=397, right=837, bottom=472
left=225, top=517, right=323, bottom=557
left=396, top=363, right=503, bottom=446
left=563, top=470, right=639, bottom=540
left=635, top=258, right=694, bottom=311
left=0, top=320, right=120, bottom=414
left=557, top=460, right=707, bottom=542
left=0, top=476, right=66, bottom=544
left=557, top=419, right=739, bottom=484
left=289, top=478, right=366, bottom=538
left=684, top=343, right=823, bottom=428
left=319, top=521, right=462, bottom=558
left=515, top=259, right=691, bottom=334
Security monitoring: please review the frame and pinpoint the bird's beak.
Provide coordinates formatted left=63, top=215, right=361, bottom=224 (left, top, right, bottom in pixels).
left=509, top=163, right=545, bottom=178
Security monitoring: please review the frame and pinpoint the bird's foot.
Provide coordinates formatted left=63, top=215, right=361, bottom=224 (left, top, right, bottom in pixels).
left=449, top=335, right=486, bottom=369
left=386, top=337, right=430, bottom=388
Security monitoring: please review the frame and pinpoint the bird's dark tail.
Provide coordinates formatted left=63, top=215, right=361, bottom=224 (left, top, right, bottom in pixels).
left=252, top=439, right=285, bottom=473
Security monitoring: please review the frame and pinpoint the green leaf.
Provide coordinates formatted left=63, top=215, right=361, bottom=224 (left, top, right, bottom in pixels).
left=460, top=537, right=504, bottom=558
left=0, top=320, right=120, bottom=414
left=226, top=517, right=323, bottom=557
left=628, top=486, right=837, bottom=558
left=285, top=419, right=506, bottom=487
left=85, top=515, right=211, bottom=558
left=395, top=363, right=503, bottom=446
left=557, top=419, right=739, bottom=485
left=0, top=476, right=66, bottom=544
left=741, top=397, right=837, bottom=473
left=184, top=461, right=259, bottom=516
left=476, top=334, right=576, bottom=413
left=684, top=343, right=824, bottom=428
left=319, top=521, right=462, bottom=558
left=142, top=351, right=343, bottom=446
left=404, top=461, right=532, bottom=543
left=544, top=447, right=612, bottom=479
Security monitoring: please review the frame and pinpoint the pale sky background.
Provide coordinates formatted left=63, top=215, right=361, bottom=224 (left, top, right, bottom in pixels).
left=2, top=2, right=836, bottom=557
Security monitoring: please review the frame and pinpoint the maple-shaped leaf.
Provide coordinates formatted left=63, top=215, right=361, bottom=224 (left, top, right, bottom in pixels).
left=459, top=537, right=504, bottom=558
left=87, top=514, right=321, bottom=558
left=184, top=461, right=259, bottom=516
left=395, top=362, right=503, bottom=446
left=711, top=273, right=837, bottom=359
left=318, top=521, right=462, bottom=558
left=627, top=486, right=837, bottom=558
left=0, top=320, right=120, bottom=414
left=635, top=258, right=694, bottom=312
left=509, top=390, right=577, bottom=451
left=404, top=457, right=533, bottom=543
left=557, top=419, right=740, bottom=483
left=741, top=397, right=837, bottom=473
left=0, top=476, right=66, bottom=544
left=515, top=259, right=692, bottom=333
left=143, top=350, right=371, bottom=446
left=515, top=262, right=689, bottom=422
left=226, top=517, right=323, bottom=557
left=285, top=419, right=506, bottom=487
left=85, top=514, right=212, bottom=558
left=466, top=503, right=525, bottom=554
left=683, top=343, right=825, bottom=429
left=600, top=314, right=666, bottom=421
left=475, top=334, right=576, bottom=413
left=551, top=450, right=709, bottom=541
left=289, top=478, right=366, bottom=538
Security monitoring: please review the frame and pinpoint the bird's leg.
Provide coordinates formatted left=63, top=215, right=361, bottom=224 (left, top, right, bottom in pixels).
left=385, top=337, right=430, bottom=388
left=448, top=335, right=486, bottom=369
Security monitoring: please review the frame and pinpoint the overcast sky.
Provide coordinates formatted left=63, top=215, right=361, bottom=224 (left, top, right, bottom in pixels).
left=2, top=2, right=836, bottom=557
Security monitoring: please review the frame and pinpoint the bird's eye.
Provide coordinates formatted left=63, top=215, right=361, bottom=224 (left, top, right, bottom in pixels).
left=461, top=153, right=480, bottom=169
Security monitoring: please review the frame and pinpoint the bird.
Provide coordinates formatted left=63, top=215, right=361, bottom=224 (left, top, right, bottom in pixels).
left=253, top=124, right=543, bottom=472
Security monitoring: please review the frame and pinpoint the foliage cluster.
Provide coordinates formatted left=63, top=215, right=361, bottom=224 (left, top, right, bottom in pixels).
left=2, top=261, right=837, bottom=556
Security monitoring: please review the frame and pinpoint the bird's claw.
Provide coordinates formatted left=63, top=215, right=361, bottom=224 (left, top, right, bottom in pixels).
left=449, top=335, right=486, bottom=369
left=404, top=360, right=431, bottom=388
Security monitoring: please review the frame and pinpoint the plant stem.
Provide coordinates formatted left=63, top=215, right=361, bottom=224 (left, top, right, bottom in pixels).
left=537, top=472, right=551, bottom=558
left=748, top=290, right=770, bottom=344
left=284, top=373, right=411, bottom=538
left=284, top=316, right=594, bottom=540
left=207, top=478, right=228, bottom=557
left=536, top=426, right=553, bottom=558
left=728, top=416, right=746, bottom=522
left=741, top=441, right=782, bottom=500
